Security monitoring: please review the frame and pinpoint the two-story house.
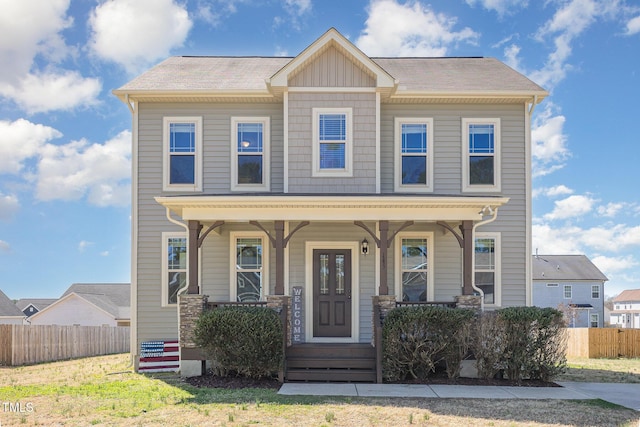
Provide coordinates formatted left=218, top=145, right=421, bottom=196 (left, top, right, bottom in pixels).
left=610, top=289, right=640, bottom=328
left=532, top=254, right=608, bottom=327
left=114, top=28, right=547, bottom=378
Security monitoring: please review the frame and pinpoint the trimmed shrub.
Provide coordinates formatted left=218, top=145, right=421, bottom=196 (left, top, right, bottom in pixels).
left=496, top=306, right=567, bottom=383
left=382, top=306, right=475, bottom=381
left=471, top=311, right=507, bottom=380
left=193, top=306, right=284, bottom=379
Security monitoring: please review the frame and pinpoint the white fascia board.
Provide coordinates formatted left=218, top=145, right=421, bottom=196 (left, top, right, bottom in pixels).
left=155, top=195, right=509, bottom=222
left=269, top=28, right=395, bottom=89
left=112, top=89, right=274, bottom=103
left=390, top=90, right=548, bottom=102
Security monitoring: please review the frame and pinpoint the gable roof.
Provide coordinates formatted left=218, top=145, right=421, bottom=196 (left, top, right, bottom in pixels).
left=613, top=289, right=640, bottom=303
left=0, top=289, right=24, bottom=317
left=60, top=283, right=130, bottom=319
left=114, top=28, right=546, bottom=104
left=15, top=298, right=57, bottom=312
left=532, top=255, right=608, bottom=282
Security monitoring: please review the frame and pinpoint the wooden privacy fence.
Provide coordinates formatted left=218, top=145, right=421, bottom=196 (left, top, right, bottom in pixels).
left=566, top=328, right=640, bottom=358
left=0, top=324, right=130, bottom=366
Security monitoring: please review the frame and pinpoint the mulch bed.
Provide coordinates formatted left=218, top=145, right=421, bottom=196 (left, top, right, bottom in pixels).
left=185, top=368, right=560, bottom=389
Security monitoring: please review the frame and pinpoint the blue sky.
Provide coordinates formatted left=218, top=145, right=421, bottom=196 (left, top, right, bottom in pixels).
left=1, top=0, right=639, bottom=300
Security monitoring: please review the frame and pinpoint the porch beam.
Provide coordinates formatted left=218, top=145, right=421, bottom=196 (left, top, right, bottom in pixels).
left=250, top=220, right=310, bottom=295
left=460, top=220, right=474, bottom=295
left=188, top=220, right=202, bottom=294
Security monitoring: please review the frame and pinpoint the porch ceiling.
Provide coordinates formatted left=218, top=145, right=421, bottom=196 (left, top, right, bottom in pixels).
left=155, top=194, right=509, bottom=222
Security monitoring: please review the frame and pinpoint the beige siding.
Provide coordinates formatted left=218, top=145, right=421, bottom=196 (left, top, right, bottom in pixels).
left=288, top=92, right=377, bottom=193
left=289, top=45, right=376, bottom=87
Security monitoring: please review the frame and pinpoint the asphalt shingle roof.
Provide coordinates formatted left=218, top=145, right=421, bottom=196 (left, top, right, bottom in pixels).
left=61, top=283, right=130, bottom=319
left=532, top=255, right=608, bottom=281
left=0, top=289, right=24, bottom=317
left=613, top=289, right=640, bottom=303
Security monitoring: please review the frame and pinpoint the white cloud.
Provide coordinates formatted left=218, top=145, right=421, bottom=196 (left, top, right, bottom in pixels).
left=544, top=194, right=596, bottom=220
left=530, top=0, right=621, bottom=90
left=0, top=193, right=20, bottom=222
left=532, top=223, right=584, bottom=254
left=533, top=185, right=574, bottom=198
left=597, top=202, right=629, bottom=218
left=0, top=240, right=10, bottom=254
left=531, top=104, right=570, bottom=177
left=0, top=0, right=102, bottom=113
left=626, top=15, right=640, bottom=35
left=591, top=254, right=637, bottom=275
left=465, top=0, right=528, bottom=17
left=78, top=240, right=94, bottom=253
left=35, top=130, right=132, bottom=207
left=533, top=221, right=640, bottom=256
left=89, top=0, right=192, bottom=74
left=0, top=119, right=62, bottom=175
left=580, top=224, right=640, bottom=252
left=285, top=0, right=312, bottom=16
left=356, top=0, right=478, bottom=56
left=2, top=72, right=101, bottom=114
left=100, top=251, right=110, bottom=257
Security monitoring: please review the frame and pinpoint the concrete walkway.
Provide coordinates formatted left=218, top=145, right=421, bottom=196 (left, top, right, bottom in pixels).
left=279, top=382, right=640, bottom=411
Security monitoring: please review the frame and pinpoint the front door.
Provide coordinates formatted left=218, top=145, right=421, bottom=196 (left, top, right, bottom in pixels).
left=313, top=249, right=351, bottom=337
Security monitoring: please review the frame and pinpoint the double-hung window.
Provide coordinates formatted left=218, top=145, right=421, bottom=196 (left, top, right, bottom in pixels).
left=395, top=118, right=434, bottom=192
left=462, top=118, right=500, bottom=192
left=590, top=314, right=599, bottom=328
left=231, top=117, right=270, bottom=191
left=162, top=232, right=187, bottom=307
left=396, top=233, right=434, bottom=302
left=591, top=284, right=600, bottom=299
left=231, top=233, right=268, bottom=302
left=474, top=233, right=500, bottom=305
left=564, top=285, right=572, bottom=299
left=163, top=117, right=202, bottom=191
left=312, top=108, right=352, bottom=177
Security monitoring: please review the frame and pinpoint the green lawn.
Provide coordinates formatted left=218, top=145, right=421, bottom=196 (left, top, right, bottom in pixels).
left=0, top=354, right=638, bottom=426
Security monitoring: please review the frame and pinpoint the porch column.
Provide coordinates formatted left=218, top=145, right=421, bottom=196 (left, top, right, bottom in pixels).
left=274, top=220, right=285, bottom=295
left=188, top=220, right=202, bottom=295
left=460, top=220, right=474, bottom=295
left=379, top=221, right=389, bottom=295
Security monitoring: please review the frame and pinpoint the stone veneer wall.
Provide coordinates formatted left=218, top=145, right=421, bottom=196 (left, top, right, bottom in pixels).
left=455, top=295, right=482, bottom=310
left=178, top=294, right=208, bottom=349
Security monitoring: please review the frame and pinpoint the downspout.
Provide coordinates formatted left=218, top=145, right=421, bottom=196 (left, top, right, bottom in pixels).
left=525, top=95, right=538, bottom=307
left=471, top=206, right=499, bottom=310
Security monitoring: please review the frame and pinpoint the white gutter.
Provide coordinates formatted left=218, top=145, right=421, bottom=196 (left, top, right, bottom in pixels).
left=471, top=206, right=499, bottom=310
left=165, top=207, right=190, bottom=298
left=525, top=95, right=538, bottom=306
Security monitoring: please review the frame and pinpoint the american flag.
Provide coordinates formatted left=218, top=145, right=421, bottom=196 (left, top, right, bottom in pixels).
left=139, top=340, right=180, bottom=372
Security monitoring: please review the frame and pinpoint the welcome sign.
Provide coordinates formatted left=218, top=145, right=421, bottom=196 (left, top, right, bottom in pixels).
left=292, top=286, right=304, bottom=343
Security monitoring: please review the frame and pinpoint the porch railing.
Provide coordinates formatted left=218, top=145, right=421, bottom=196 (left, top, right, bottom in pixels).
left=396, top=301, right=456, bottom=308
left=205, top=300, right=288, bottom=382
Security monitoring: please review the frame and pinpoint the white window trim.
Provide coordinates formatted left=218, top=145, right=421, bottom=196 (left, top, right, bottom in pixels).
left=564, top=284, right=572, bottom=299
left=394, top=117, right=434, bottom=193
left=474, top=232, right=501, bottom=307
left=229, top=231, right=269, bottom=302
left=546, top=283, right=559, bottom=287
left=395, top=232, right=435, bottom=302
left=231, top=117, right=270, bottom=192
left=312, top=108, right=353, bottom=177
left=591, top=284, right=600, bottom=299
left=161, top=231, right=187, bottom=308
left=162, top=116, right=203, bottom=192
left=590, top=313, right=599, bottom=328
left=462, top=118, right=501, bottom=193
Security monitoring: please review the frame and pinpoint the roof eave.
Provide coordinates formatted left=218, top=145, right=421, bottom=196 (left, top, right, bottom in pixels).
left=390, top=90, right=548, bottom=102
left=112, top=89, right=275, bottom=103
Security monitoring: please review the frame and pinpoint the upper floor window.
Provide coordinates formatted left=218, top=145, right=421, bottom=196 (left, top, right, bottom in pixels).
left=162, top=232, right=187, bottom=307
left=395, top=118, right=434, bottom=192
left=475, top=233, right=501, bottom=305
left=564, top=285, right=572, bottom=299
left=163, top=117, right=202, bottom=192
left=312, top=108, right=352, bottom=177
left=462, top=118, right=501, bottom=192
left=591, top=285, right=600, bottom=299
left=231, top=117, right=270, bottom=191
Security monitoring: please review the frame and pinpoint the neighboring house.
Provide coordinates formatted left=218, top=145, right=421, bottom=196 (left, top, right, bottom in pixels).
left=610, top=289, right=640, bottom=328
left=0, top=289, right=25, bottom=324
left=15, top=298, right=57, bottom=318
left=532, top=254, right=608, bottom=328
left=114, top=28, right=547, bottom=376
left=28, top=283, right=130, bottom=327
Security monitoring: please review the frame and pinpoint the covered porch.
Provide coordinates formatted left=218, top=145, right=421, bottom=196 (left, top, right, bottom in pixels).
left=157, top=194, right=508, bottom=380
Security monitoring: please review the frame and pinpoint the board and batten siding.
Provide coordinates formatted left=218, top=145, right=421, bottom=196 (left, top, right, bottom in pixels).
left=135, top=102, right=283, bottom=351
left=287, top=92, right=377, bottom=193
left=288, top=45, right=376, bottom=88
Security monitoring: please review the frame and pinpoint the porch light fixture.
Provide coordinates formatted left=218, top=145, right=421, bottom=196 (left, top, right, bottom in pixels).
left=361, top=238, right=369, bottom=255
